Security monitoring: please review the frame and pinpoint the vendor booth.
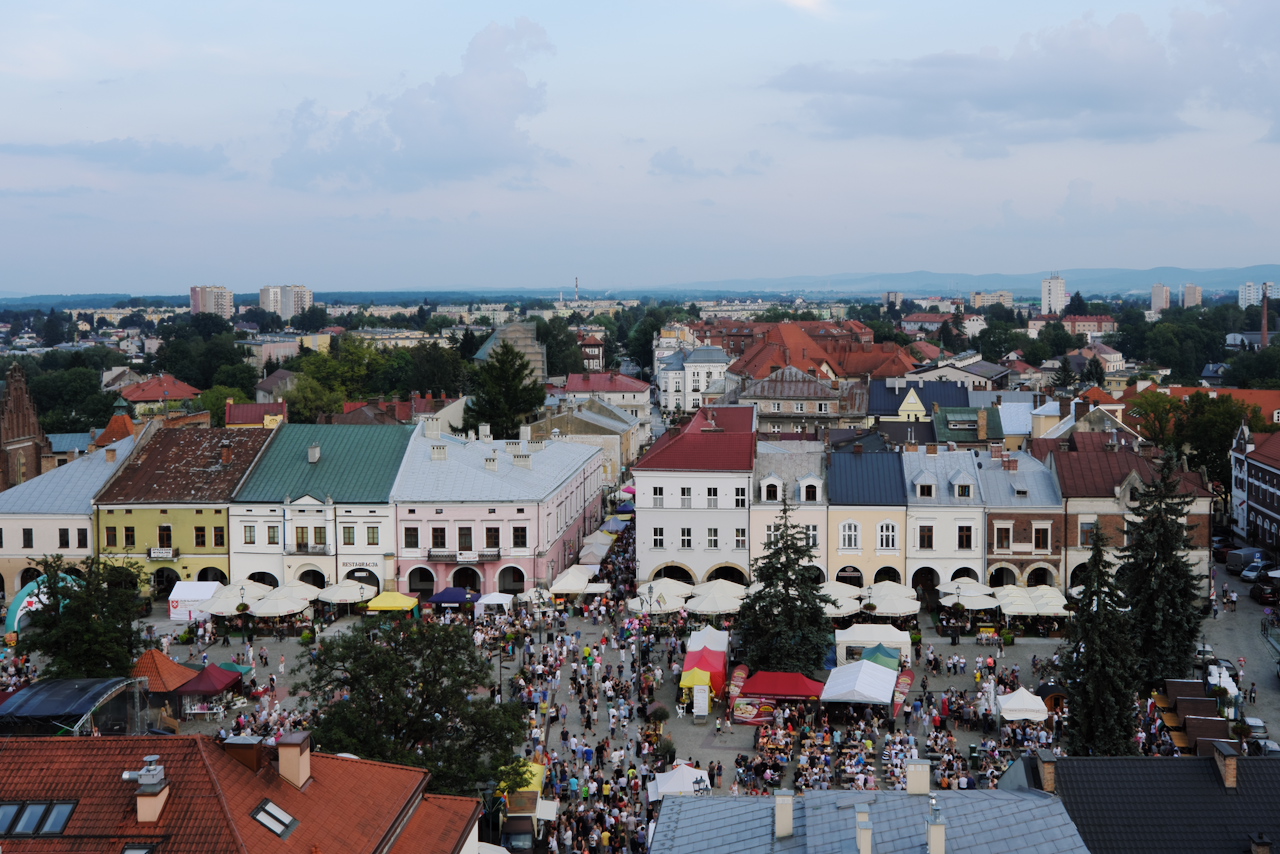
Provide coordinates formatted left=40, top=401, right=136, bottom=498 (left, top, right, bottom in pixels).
left=167, top=581, right=222, bottom=621
left=733, top=670, right=825, bottom=724
left=998, top=686, right=1049, bottom=722
left=821, top=660, right=897, bottom=705
left=645, top=763, right=711, bottom=801
left=679, top=627, right=730, bottom=721
left=176, top=665, right=242, bottom=720
left=833, top=625, right=911, bottom=667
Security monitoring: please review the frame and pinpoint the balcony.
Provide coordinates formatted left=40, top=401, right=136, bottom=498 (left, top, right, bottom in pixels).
left=286, top=544, right=334, bottom=556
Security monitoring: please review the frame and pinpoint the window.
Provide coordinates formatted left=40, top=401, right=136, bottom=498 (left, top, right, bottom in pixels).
left=251, top=799, right=299, bottom=839
left=1034, top=527, right=1050, bottom=550
left=765, top=524, right=781, bottom=546
left=59, top=528, right=69, bottom=549
left=194, top=526, right=207, bottom=547
left=343, top=526, right=355, bottom=546
left=38, top=802, right=75, bottom=834
left=735, top=487, right=747, bottom=508
left=313, top=527, right=326, bottom=546
left=22, top=528, right=33, bottom=549
left=244, top=525, right=256, bottom=545
left=653, top=528, right=664, bottom=549
left=267, top=525, right=279, bottom=545
left=680, top=528, right=692, bottom=549
left=919, top=525, right=934, bottom=550
left=918, top=484, right=934, bottom=498
left=956, top=484, right=971, bottom=498
left=106, top=526, right=118, bottom=547
left=805, top=525, right=819, bottom=547
left=707, top=528, right=719, bottom=548
left=794, top=424, right=804, bottom=433
left=794, top=402, right=805, bottom=413
left=765, top=483, right=779, bottom=502
left=456, top=527, right=472, bottom=551
left=513, top=526, right=528, bottom=548
left=405, top=527, right=420, bottom=548
left=771, top=402, right=782, bottom=412
left=486, top=527, right=500, bottom=548
left=735, top=528, right=747, bottom=549
left=771, top=424, right=781, bottom=433
left=878, top=522, right=897, bottom=550
left=367, top=527, right=380, bottom=546
left=125, top=526, right=136, bottom=547
left=707, top=488, right=718, bottom=508
left=432, top=527, right=446, bottom=548
left=157, top=526, right=172, bottom=549
left=681, top=487, right=692, bottom=508
left=817, top=402, right=829, bottom=414
left=840, top=521, right=860, bottom=550
left=295, top=527, right=309, bottom=548
left=653, top=486, right=664, bottom=508
left=996, top=526, right=1012, bottom=550
left=1080, top=521, right=1096, bottom=546
left=958, top=525, right=973, bottom=550
left=214, top=526, right=225, bottom=547
left=804, top=484, right=818, bottom=502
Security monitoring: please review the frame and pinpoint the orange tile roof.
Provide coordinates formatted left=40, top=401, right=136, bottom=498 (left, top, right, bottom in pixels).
left=94, top=412, right=137, bottom=446
left=1078, top=386, right=1115, bottom=404
left=131, top=648, right=198, bottom=693
left=119, top=374, right=202, bottom=402
left=0, top=735, right=477, bottom=854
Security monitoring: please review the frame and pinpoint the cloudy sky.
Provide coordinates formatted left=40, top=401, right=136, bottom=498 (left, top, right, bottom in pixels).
left=1, top=0, right=1278, bottom=295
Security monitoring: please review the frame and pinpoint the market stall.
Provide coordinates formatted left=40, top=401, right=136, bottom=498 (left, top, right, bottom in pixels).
left=998, top=686, right=1049, bottom=722
left=176, top=664, right=242, bottom=720
left=733, top=670, right=825, bottom=724
left=833, top=625, right=911, bottom=667
left=821, top=660, right=897, bottom=705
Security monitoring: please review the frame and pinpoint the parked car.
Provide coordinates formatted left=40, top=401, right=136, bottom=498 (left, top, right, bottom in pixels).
left=1241, top=562, right=1276, bottom=583
left=1227, top=548, right=1267, bottom=574
left=1194, top=644, right=1216, bottom=667
left=1251, top=583, right=1279, bottom=605
left=1247, top=738, right=1280, bottom=756
left=1212, top=659, right=1239, bottom=679
left=1245, top=717, right=1269, bottom=739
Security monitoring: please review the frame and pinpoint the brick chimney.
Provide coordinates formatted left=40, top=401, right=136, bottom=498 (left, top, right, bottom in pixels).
left=1213, top=740, right=1238, bottom=790
left=1251, top=833, right=1273, bottom=854
left=1035, top=747, right=1057, bottom=793
left=977, top=408, right=988, bottom=441
left=106, top=448, right=117, bottom=463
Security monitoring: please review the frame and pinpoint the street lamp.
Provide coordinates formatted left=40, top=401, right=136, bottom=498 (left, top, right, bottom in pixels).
left=239, top=586, right=246, bottom=603
left=474, top=779, right=502, bottom=843
left=693, top=775, right=710, bottom=796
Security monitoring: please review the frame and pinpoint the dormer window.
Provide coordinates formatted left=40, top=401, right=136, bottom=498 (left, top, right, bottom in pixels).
left=804, top=484, right=818, bottom=502
left=956, top=484, right=971, bottom=498
left=918, top=484, right=934, bottom=498
left=765, top=484, right=779, bottom=501
left=1129, top=487, right=1139, bottom=502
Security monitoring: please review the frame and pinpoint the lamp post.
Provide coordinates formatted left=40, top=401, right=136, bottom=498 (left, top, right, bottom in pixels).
left=474, top=779, right=502, bottom=843
left=693, top=775, right=710, bottom=796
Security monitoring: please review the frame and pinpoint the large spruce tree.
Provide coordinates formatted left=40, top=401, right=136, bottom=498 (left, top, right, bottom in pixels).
left=1117, top=456, right=1203, bottom=690
left=1061, top=531, right=1138, bottom=755
left=461, top=340, right=545, bottom=439
left=734, top=499, right=835, bottom=673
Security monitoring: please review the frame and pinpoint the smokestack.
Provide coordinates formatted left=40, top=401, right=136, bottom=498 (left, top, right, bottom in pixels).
left=774, top=791, right=794, bottom=838
left=124, top=754, right=170, bottom=823
left=277, top=731, right=313, bottom=789
left=977, top=408, right=988, bottom=441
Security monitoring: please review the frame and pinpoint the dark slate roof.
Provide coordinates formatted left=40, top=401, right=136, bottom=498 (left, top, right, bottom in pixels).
left=235, top=424, right=413, bottom=504
left=828, top=453, right=907, bottom=505
left=868, top=380, right=969, bottom=416
left=828, top=428, right=889, bottom=454
left=877, top=420, right=936, bottom=446
left=1055, top=755, right=1280, bottom=854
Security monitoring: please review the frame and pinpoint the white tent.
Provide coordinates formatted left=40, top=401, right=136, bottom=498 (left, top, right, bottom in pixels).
left=645, top=763, right=711, bottom=801
left=549, top=566, right=592, bottom=595
left=584, top=530, right=616, bottom=547
left=316, top=580, right=375, bottom=604
left=579, top=542, right=612, bottom=565
left=477, top=591, right=514, bottom=608
left=833, top=624, right=911, bottom=667
left=167, top=581, right=223, bottom=621
left=998, top=687, right=1049, bottom=722
left=688, top=626, right=730, bottom=653
left=821, top=660, right=898, bottom=705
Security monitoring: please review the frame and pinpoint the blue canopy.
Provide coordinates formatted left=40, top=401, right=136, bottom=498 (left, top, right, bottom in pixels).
left=601, top=517, right=630, bottom=533
left=428, top=586, right=479, bottom=605
left=617, top=501, right=635, bottom=513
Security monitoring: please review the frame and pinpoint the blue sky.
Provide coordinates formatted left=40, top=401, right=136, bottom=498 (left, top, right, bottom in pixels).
left=1, top=0, right=1277, bottom=294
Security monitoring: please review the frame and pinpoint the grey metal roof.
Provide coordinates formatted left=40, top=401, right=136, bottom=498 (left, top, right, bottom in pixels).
left=650, top=789, right=1088, bottom=854
left=975, top=451, right=1063, bottom=508
left=48, top=432, right=92, bottom=453
left=391, top=430, right=602, bottom=502
left=828, top=453, right=907, bottom=505
left=996, top=403, right=1033, bottom=436
left=0, top=436, right=136, bottom=516
left=968, top=390, right=1038, bottom=407
left=902, top=449, right=984, bottom=505
left=685, top=346, right=731, bottom=364
left=739, top=366, right=841, bottom=400
left=753, top=447, right=825, bottom=494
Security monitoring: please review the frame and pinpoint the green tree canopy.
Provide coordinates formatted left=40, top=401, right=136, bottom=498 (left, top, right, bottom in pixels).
left=291, top=620, right=529, bottom=796
left=198, top=385, right=251, bottom=427
left=734, top=499, right=835, bottom=673
left=462, top=340, right=545, bottom=439
left=283, top=374, right=344, bottom=423
left=1061, top=531, right=1138, bottom=756
left=15, top=556, right=150, bottom=679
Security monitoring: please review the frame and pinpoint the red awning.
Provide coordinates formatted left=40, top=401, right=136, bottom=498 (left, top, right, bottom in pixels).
left=739, top=671, right=826, bottom=701
left=176, top=664, right=242, bottom=695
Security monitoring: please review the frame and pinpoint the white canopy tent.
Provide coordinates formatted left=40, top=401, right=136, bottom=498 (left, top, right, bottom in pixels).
left=579, top=542, right=612, bottom=565
left=549, top=566, right=593, bottom=595
left=821, top=660, right=898, bottom=705
left=687, top=626, right=730, bottom=653
left=645, top=763, right=711, bottom=801
left=476, top=591, right=514, bottom=609
left=998, top=687, right=1049, bottom=722
left=316, top=580, right=376, bottom=604
left=583, top=530, right=616, bottom=547
left=833, top=624, right=911, bottom=667
left=167, top=581, right=223, bottom=621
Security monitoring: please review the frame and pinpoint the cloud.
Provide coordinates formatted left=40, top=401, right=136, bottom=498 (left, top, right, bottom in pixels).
left=0, top=186, right=96, bottom=199
left=649, top=148, right=773, bottom=180
left=773, top=14, right=1192, bottom=154
left=272, top=18, right=555, bottom=191
left=0, top=139, right=228, bottom=175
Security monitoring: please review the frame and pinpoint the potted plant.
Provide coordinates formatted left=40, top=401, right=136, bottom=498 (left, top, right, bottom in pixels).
left=657, top=736, right=677, bottom=764
left=235, top=602, right=250, bottom=613
left=1000, top=629, right=1015, bottom=646
left=909, top=632, right=922, bottom=645
left=300, top=630, right=314, bottom=644
left=649, top=704, right=670, bottom=724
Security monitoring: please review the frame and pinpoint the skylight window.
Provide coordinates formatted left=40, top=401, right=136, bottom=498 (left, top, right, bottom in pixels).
left=252, top=800, right=299, bottom=838
left=0, top=801, right=77, bottom=836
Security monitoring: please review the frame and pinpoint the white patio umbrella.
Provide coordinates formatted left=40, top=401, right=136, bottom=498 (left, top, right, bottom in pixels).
left=818, top=580, right=863, bottom=617
left=998, top=686, right=1049, bottom=722
left=689, top=578, right=747, bottom=600
left=949, top=579, right=996, bottom=596
left=1027, top=586, right=1070, bottom=617
left=315, top=580, right=376, bottom=604
left=637, top=577, right=695, bottom=602
left=869, top=580, right=918, bottom=600
left=861, top=594, right=920, bottom=618
left=249, top=597, right=310, bottom=618
left=261, top=581, right=322, bottom=602
left=193, top=581, right=270, bottom=616
left=684, top=583, right=745, bottom=615
left=940, top=592, right=1001, bottom=611
left=993, top=586, right=1039, bottom=616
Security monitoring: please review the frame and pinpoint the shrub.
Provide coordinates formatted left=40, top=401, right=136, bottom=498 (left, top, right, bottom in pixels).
left=649, top=704, right=670, bottom=724
left=300, top=631, right=314, bottom=644
left=657, top=736, right=677, bottom=763
left=909, top=632, right=922, bottom=644
left=999, top=630, right=1015, bottom=645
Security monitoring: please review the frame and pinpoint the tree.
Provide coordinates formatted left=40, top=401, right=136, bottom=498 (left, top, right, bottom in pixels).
left=212, top=363, right=259, bottom=399
left=283, top=374, right=344, bottom=423
left=1060, top=531, right=1138, bottom=755
left=1128, top=390, right=1182, bottom=448
left=938, top=319, right=959, bottom=352
left=537, top=317, right=585, bottom=377
left=1050, top=362, right=1077, bottom=389
left=15, top=556, right=149, bottom=679
left=240, top=306, right=284, bottom=333
left=458, top=328, right=483, bottom=360
left=463, top=341, right=545, bottom=439
left=1065, top=291, right=1089, bottom=316
left=1084, top=355, right=1107, bottom=386
left=290, top=305, right=330, bottom=332
left=291, top=619, right=529, bottom=796
left=1174, top=392, right=1255, bottom=490
left=42, top=309, right=68, bottom=346
left=198, top=385, right=250, bottom=427
left=734, top=499, right=836, bottom=673
left=1117, top=457, right=1204, bottom=690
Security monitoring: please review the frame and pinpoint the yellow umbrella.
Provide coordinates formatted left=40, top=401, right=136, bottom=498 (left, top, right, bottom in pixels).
left=365, top=591, right=420, bottom=611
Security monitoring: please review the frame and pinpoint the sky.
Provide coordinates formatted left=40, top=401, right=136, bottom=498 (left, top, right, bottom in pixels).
left=1, top=0, right=1279, bottom=295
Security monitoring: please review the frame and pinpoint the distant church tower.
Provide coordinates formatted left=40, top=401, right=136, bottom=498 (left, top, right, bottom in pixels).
left=0, top=363, right=52, bottom=489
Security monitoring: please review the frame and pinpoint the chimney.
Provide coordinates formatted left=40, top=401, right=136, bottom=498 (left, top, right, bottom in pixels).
left=1263, top=291, right=1270, bottom=350
left=431, top=444, right=447, bottom=461
left=977, top=409, right=988, bottom=441
left=106, top=448, right=117, bottom=463
left=519, top=424, right=532, bottom=442
left=774, top=790, right=794, bottom=838
left=277, top=731, right=313, bottom=789
left=307, top=443, right=321, bottom=464
left=513, top=453, right=532, bottom=469
left=485, top=456, right=499, bottom=471
left=479, top=424, right=492, bottom=443
left=927, top=796, right=946, bottom=854
left=926, top=444, right=938, bottom=456
left=224, top=735, right=266, bottom=773
left=1213, top=740, right=1239, bottom=790
left=996, top=394, right=1002, bottom=406
left=932, top=401, right=940, bottom=415
left=422, top=417, right=442, bottom=438
left=855, top=804, right=873, bottom=854
left=1251, top=834, right=1273, bottom=854
left=1035, top=747, right=1057, bottom=793
left=906, top=758, right=931, bottom=795
left=222, top=445, right=233, bottom=466
left=123, top=754, right=170, bottom=824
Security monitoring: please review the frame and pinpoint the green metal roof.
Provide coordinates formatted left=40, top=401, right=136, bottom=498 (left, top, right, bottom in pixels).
left=931, top=406, right=1004, bottom=444
left=235, top=424, right=413, bottom=504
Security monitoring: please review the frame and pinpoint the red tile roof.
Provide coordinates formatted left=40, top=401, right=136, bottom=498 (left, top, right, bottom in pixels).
left=0, top=735, right=477, bottom=854
left=1078, top=387, right=1116, bottom=404
left=93, top=412, right=137, bottom=447
left=1159, top=387, right=1280, bottom=421
left=1052, top=450, right=1211, bottom=498
left=226, top=402, right=287, bottom=425
left=728, top=325, right=833, bottom=380
left=131, top=648, right=198, bottom=693
left=633, top=405, right=756, bottom=471
left=98, top=428, right=273, bottom=504
left=119, top=374, right=202, bottom=402
left=1061, top=314, right=1115, bottom=324
left=1248, top=431, right=1280, bottom=470
left=564, top=372, right=649, bottom=393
